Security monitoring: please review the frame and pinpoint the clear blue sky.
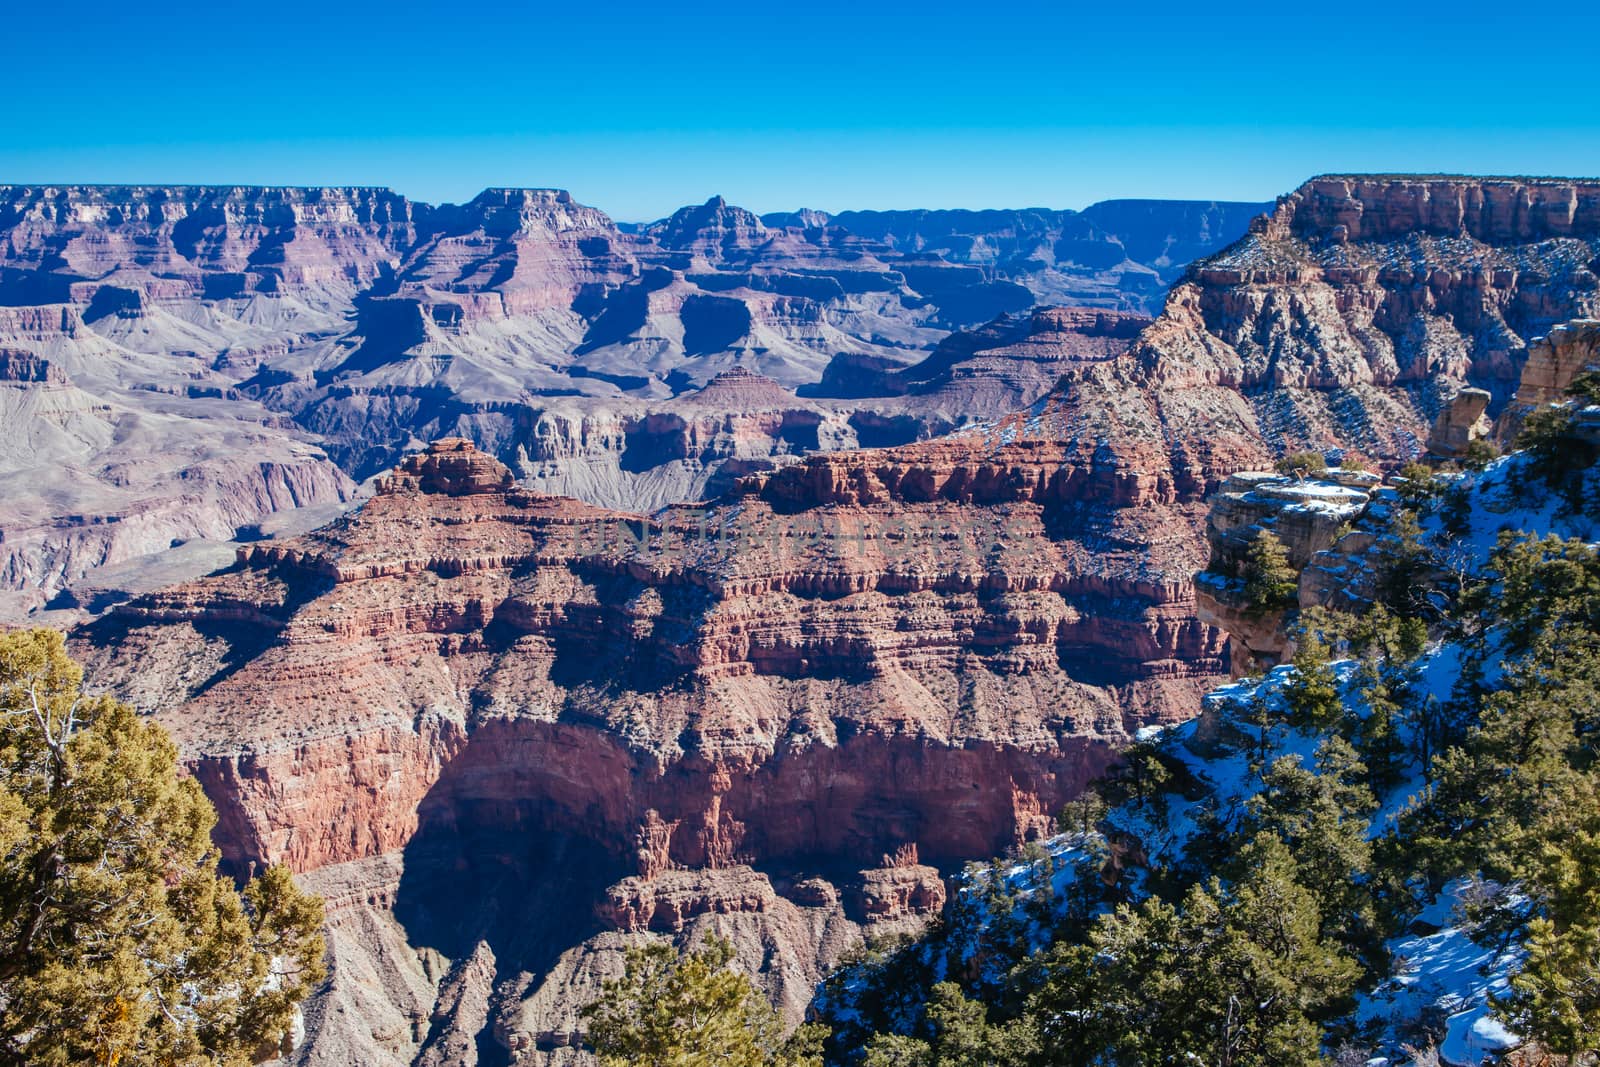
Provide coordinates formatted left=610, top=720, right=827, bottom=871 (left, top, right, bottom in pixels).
left=7, top=1, right=1599, bottom=220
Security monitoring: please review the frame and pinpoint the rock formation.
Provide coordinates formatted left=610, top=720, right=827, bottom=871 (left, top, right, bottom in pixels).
left=0, top=184, right=1267, bottom=616
left=806, top=305, right=1150, bottom=408
left=1427, top=387, right=1492, bottom=460
left=1192, top=470, right=1377, bottom=673
left=1496, top=318, right=1600, bottom=439
left=77, top=392, right=1250, bottom=1060
left=55, top=173, right=1600, bottom=1063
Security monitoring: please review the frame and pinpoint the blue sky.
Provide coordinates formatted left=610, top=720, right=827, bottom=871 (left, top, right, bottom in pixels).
left=7, top=1, right=1599, bottom=220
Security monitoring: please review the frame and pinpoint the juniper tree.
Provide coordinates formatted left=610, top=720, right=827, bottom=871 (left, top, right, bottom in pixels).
left=0, top=628, right=325, bottom=1067
left=581, top=935, right=824, bottom=1067
left=1240, top=529, right=1299, bottom=615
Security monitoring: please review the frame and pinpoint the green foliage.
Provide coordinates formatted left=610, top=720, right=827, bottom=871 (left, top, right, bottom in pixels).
left=1031, top=836, right=1359, bottom=1067
left=1275, top=451, right=1329, bottom=477
left=1373, top=507, right=1436, bottom=620
left=0, top=628, right=326, bottom=1067
left=861, top=983, right=1038, bottom=1067
left=1490, top=779, right=1600, bottom=1057
left=1568, top=370, right=1600, bottom=406
left=1484, top=533, right=1600, bottom=655
left=1241, top=739, right=1378, bottom=953
left=581, top=935, right=822, bottom=1067
left=1460, top=437, right=1499, bottom=471
left=1280, top=633, right=1343, bottom=730
left=1351, top=661, right=1412, bottom=792
left=1517, top=404, right=1599, bottom=502
left=1240, top=528, right=1299, bottom=615
left=1405, top=535, right=1600, bottom=886
left=1056, top=791, right=1106, bottom=838
left=1517, top=403, right=1575, bottom=459
left=1392, top=462, right=1443, bottom=512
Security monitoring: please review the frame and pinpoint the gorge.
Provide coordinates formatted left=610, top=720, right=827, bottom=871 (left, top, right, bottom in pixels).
left=27, top=175, right=1597, bottom=1063
left=0, top=185, right=1265, bottom=621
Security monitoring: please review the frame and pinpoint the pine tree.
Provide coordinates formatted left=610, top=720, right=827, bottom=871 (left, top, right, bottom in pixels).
left=1275, top=451, right=1328, bottom=478
left=581, top=935, right=823, bottom=1067
left=1374, top=507, right=1435, bottom=620
left=1281, top=632, right=1344, bottom=730
left=0, top=628, right=325, bottom=1066
left=1240, top=529, right=1299, bottom=615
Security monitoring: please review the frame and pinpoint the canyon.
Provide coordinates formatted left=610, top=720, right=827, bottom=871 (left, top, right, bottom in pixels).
left=0, top=185, right=1264, bottom=620
left=29, top=174, right=1600, bottom=1064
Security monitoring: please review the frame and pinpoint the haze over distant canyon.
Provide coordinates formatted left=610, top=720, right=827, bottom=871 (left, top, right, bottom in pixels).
left=0, top=184, right=1266, bottom=621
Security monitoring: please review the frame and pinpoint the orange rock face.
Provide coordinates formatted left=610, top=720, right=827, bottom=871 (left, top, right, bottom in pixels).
left=82, top=416, right=1234, bottom=881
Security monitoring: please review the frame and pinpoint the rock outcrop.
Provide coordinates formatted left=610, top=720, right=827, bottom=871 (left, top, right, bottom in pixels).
left=379, top=438, right=517, bottom=496
left=1496, top=318, right=1600, bottom=440
left=0, top=331, right=355, bottom=621
left=1427, top=387, right=1492, bottom=459
left=807, top=305, right=1150, bottom=407
left=1192, top=470, right=1377, bottom=673
left=1155, top=175, right=1600, bottom=458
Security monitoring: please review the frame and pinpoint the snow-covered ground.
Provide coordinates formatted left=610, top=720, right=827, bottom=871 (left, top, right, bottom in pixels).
left=823, top=451, right=1597, bottom=1064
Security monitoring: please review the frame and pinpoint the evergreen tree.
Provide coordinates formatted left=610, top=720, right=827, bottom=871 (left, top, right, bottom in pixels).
left=861, top=983, right=1037, bottom=1067
left=1391, top=463, right=1441, bottom=513
left=1240, top=529, right=1299, bottom=615
left=1495, top=779, right=1600, bottom=1059
left=1031, top=837, right=1358, bottom=1067
left=1352, top=661, right=1411, bottom=791
left=1373, top=507, right=1435, bottom=620
left=1280, top=633, right=1344, bottom=730
left=1275, top=451, right=1328, bottom=478
left=0, top=628, right=326, bottom=1067
left=1240, top=739, right=1377, bottom=951
left=581, top=935, right=823, bottom=1067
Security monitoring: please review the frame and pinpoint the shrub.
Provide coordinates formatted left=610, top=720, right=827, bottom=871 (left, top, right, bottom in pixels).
left=1276, top=451, right=1329, bottom=478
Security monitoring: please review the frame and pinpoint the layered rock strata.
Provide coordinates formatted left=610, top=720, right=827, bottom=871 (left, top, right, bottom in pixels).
left=78, top=393, right=1253, bottom=1060
left=0, top=185, right=1266, bottom=612
left=1160, top=175, right=1600, bottom=459
left=57, top=174, right=1600, bottom=1063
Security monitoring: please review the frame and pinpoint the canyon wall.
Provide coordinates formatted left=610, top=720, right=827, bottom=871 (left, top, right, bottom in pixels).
left=0, top=184, right=1263, bottom=617
left=57, top=174, right=1600, bottom=1064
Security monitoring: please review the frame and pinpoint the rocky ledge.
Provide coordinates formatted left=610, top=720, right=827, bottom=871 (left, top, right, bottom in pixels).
left=1192, top=470, right=1378, bottom=674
